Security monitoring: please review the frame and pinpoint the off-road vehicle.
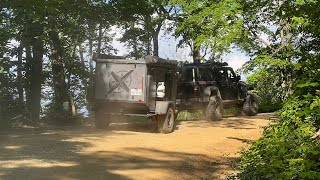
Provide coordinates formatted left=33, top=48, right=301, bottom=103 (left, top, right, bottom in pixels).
left=93, top=55, right=178, bottom=133
left=176, top=62, right=259, bottom=121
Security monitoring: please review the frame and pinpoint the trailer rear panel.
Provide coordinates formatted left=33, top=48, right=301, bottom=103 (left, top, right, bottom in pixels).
left=95, top=61, right=146, bottom=103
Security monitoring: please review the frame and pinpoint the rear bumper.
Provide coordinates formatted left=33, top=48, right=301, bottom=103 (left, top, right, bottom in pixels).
left=94, top=100, right=149, bottom=113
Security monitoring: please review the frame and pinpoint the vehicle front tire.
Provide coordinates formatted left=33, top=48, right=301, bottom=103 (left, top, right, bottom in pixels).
left=243, top=94, right=259, bottom=116
left=158, top=106, right=175, bottom=134
left=206, top=96, right=223, bottom=121
left=95, top=110, right=110, bottom=129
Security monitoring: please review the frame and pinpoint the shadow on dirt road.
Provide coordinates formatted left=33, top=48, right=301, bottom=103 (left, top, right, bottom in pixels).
left=0, top=128, right=237, bottom=180
left=0, top=114, right=271, bottom=179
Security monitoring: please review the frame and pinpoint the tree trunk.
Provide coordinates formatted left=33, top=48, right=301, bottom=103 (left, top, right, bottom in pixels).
left=25, top=44, right=32, bottom=113
left=152, top=24, right=162, bottom=57
left=144, top=15, right=153, bottom=55
left=49, top=30, right=68, bottom=115
left=30, top=35, right=44, bottom=121
left=89, top=39, right=93, bottom=77
left=192, top=48, right=201, bottom=63
left=97, top=23, right=103, bottom=55
left=86, top=39, right=94, bottom=119
left=17, top=45, right=24, bottom=108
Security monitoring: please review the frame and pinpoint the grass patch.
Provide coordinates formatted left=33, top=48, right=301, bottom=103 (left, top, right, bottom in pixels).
left=177, top=110, right=204, bottom=120
left=223, top=107, right=243, bottom=117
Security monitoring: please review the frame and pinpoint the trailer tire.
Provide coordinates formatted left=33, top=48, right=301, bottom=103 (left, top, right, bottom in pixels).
left=158, top=106, right=175, bottom=134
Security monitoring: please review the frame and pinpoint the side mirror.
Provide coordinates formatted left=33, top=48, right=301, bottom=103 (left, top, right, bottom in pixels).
left=236, top=75, right=241, bottom=81
left=176, top=72, right=182, bottom=80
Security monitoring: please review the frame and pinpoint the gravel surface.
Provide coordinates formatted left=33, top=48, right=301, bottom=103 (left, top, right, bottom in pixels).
left=0, top=114, right=271, bottom=180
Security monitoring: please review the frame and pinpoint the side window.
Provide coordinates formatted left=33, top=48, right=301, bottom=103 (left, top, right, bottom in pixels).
left=227, top=69, right=236, bottom=81
left=198, top=68, right=213, bottom=81
left=181, top=68, right=193, bottom=82
left=217, top=69, right=227, bottom=80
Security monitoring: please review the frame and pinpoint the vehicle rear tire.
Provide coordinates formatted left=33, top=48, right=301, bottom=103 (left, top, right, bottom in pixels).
left=95, top=110, right=110, bottom=129
left=206, top=96, right=223, bottom=121
left=158, top=106, right=175, bottom=134
left=243, top=95, right=259, bottom=116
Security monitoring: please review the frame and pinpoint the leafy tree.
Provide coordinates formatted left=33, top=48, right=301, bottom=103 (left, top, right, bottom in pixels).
left=171, top=0, right=243, bottom=62
left=0, top=0, right=117, bottom=124
left=111, top=0, right=174, bottom=58
left=1, top=0, right=46, bottom=121
left=239, top=0, right=301, bottom=103
left=234, top=0, right=320, bottom=178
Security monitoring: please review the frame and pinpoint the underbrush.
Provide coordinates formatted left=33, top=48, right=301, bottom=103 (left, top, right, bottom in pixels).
left=258, top=101, right=283, bottom=113
left=230, top=94, right=320, bottom=179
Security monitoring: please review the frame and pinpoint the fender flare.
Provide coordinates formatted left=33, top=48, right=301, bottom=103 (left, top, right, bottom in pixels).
left=155, top=101, right=175, bottom=115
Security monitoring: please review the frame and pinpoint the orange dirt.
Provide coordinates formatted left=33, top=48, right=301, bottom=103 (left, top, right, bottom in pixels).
left=0, top=114, right=272, bottom=180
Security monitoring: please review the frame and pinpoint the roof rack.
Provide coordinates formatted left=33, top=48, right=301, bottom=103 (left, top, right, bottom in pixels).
left=182, top=62, right=228, bottom=67
left=92, top=53, right=126, bottom=61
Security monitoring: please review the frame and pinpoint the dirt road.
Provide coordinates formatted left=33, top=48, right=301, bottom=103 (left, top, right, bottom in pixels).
left=0, top=114, right=271, bottom=180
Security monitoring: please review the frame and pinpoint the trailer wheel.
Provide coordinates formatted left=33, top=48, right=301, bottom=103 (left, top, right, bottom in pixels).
left=158, top=106, right=175, bottom=134
left=206, top=96, right=223, bottom=121
left=95, top=110, right=110, bottom=129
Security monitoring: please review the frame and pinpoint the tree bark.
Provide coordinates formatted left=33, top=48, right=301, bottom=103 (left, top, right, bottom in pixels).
left=144, top=15, right=152, bottom=55
left=97, top=23, right=103, bottom=55
left=86, top=39, right=94, bottom=118
left=17, top=45, right=24, bottom=108
left=192, top=45, right=201, bottom=63
left=25, top=44, right=32, bottom=113
left=193, top=49, right=201, bottom=63
left=89, top=39, right=93, bottom=77
left=152, top=24, right=162, bottom=57
left=49, top=30, right=68, bottom=115
left=30, top=34, right=44, bottom=121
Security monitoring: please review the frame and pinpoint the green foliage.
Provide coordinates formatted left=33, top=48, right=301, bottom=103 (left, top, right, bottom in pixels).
left=177, top=110, right=203, bottom=120
left=172, top=0, right=243, bottom=60
left=111, top=0, right=173, bottom=57
left=234, top=0, right=320, bottom=179
left=235, top=94, right=320, bottom=179
left=244, top=55, right=285, bottom=112
left=0, top=72, right=20, bottom=124
left=0, top=0, right=118, bottom=124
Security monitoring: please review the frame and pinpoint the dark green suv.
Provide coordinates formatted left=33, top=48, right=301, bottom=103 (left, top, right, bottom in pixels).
left=176, top=62, right=259, bottom=121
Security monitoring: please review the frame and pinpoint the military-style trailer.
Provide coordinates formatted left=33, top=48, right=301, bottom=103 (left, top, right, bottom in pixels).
left=93, top=55, right=178, bottom=133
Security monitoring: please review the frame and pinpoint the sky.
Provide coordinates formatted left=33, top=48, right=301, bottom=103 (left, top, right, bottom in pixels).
left=110, top=26, right=250, bottom=77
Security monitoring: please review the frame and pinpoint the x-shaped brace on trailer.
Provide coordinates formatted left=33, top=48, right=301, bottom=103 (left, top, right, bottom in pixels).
left=107, top=70, right=134, bottom=94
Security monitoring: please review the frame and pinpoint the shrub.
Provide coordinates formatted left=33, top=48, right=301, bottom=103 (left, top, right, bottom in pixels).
left=234, top=94, right=320, bottom=179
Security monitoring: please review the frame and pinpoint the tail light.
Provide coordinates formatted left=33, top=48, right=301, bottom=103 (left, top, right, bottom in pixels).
left=193, top=85, right=200, bottom=94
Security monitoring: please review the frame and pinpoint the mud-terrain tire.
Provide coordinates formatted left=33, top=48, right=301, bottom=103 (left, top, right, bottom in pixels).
left=243, top=94, right=259, bottom=116
left=158, top=106, right=175, bottom=134
left=206, top=96, right=223, bottom=121
left=95, top=110, right=110, bottom=129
